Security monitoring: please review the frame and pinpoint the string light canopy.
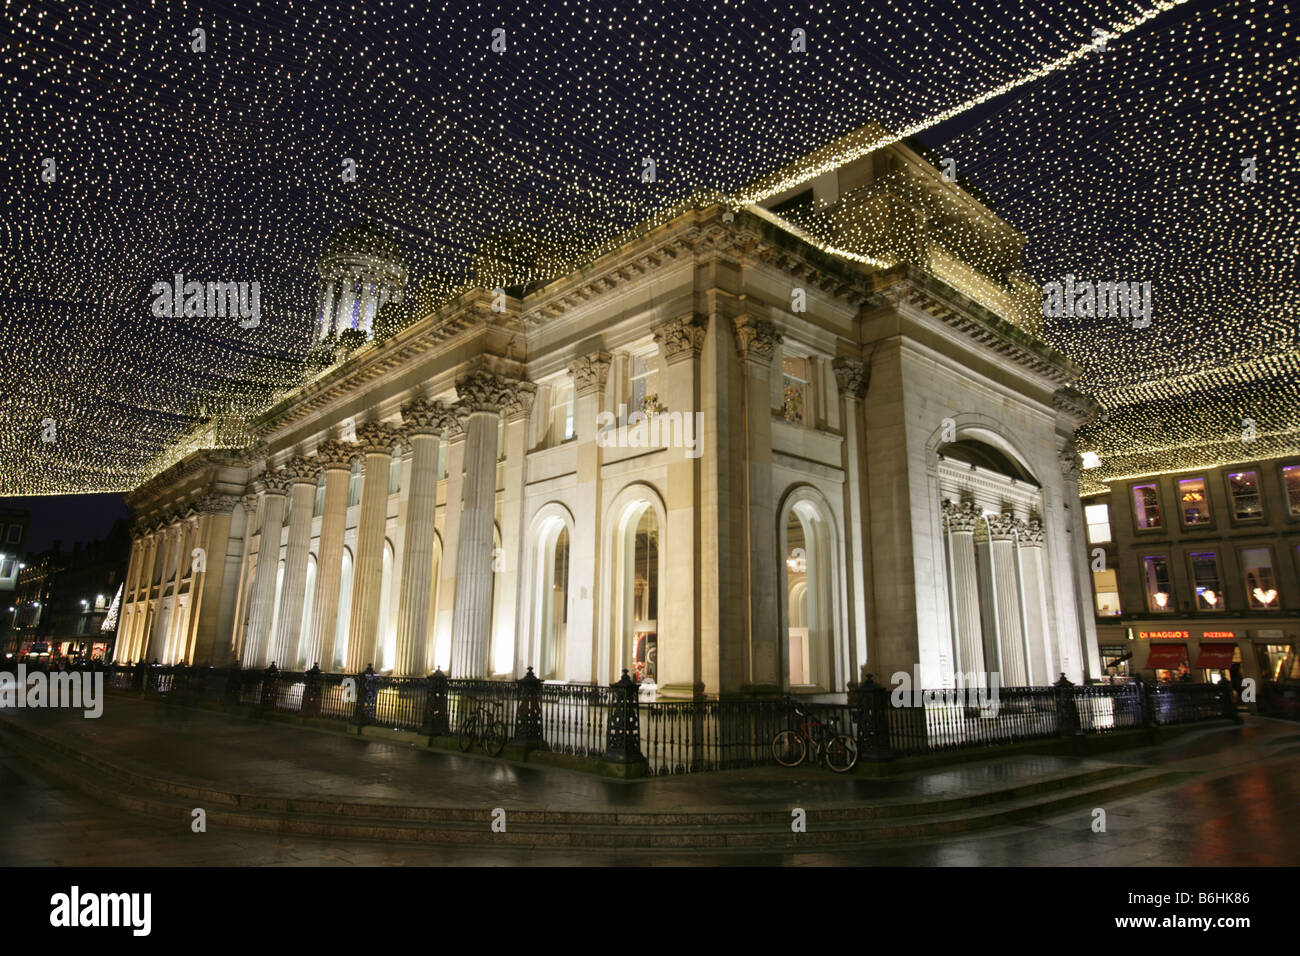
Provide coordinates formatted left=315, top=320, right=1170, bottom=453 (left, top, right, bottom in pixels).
left=0, top=0, right=1294, bottom=496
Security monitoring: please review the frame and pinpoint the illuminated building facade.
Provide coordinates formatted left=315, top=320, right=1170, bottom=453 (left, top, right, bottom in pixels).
left=114, top=132, right=1102, bottom=695
left=1084, top=459, right=1300, bottom=686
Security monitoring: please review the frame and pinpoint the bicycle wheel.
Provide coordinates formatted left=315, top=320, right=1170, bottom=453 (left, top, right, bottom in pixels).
left=771, top=729, right=807, bottom=767
left=483, top=718, right=508, bottom=757
left=456, top=716, right=478, bottom=753
left=824, top=734, right=859, bottom=773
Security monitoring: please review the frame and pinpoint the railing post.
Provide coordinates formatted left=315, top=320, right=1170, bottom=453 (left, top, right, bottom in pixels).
left=421, top=668, right=450, bottom=736
left=133, top=659, right=147, bottom=693
left=1135, top=675, right=1157, bottom=728
left=224, top=660, right=242, bottom=703
left=259, top=662, right=279, bottom=711
left=850, top=674, right=895, bottom=761
left=1219, top=679, right=1241, bottom=723
left=302, top=664, right=323, bottom=717
left=603, top=670, right=646, bottom=766
left=1053, top=673, right=1081, bottom=736
left=352, top=665, right=377, bottom=726
left=513, top=666, right=546, bottom=751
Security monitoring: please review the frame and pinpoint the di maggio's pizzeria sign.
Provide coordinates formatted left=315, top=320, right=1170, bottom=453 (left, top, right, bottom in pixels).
left=1137, top=629, right=1239, bottom=640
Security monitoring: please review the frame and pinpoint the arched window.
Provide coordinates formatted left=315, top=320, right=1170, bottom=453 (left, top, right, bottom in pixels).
left=618, top=506, right=658, bottom=685
left=780, top=493, right=837, bottom=692
left=532, top=515, right=571, bottom=680
left=376, top=540, right=396, bottom=671
left=267, top=559, right=286, bottom=664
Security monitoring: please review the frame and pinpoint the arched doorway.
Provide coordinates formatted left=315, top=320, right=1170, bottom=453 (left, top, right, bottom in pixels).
left=530, top=512, right=572, bottom=680
left=779, top=490, right=839, bottom=692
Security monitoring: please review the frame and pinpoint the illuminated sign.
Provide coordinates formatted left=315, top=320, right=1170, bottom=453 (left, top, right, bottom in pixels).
left=1201, top=631, right=1238, bottom=640
left=1138, top=629, right=1190, bottom=640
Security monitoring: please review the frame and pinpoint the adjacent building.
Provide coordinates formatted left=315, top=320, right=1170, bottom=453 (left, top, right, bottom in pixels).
left=115, top=126, right=1102, bottom=696
left=1084, top=459, right=1300, bottom=687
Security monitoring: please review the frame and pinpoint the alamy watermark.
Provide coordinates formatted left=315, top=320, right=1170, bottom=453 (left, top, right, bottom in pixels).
left=596, top=406, right=704, bottom=459
left=150, top=273, right=261, bottom=327
left=0, top=665, right=104, bottom=718
left=1041, top=274, right=1152, bottom=328
left=890, top=666, right=1001, bottom=716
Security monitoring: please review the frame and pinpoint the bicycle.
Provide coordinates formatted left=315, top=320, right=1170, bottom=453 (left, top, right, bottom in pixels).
left=771, top=705, right=858, bottom=773
left=456, top=701, right=509, bottom=757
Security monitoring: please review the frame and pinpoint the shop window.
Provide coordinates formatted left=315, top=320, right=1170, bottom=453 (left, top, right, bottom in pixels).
left=1085, top=503, right=1112, bottom=543
left=1256, top=644, right=1299, bottom=682
left=1100, top=645, right=1130, bottom=677
left=1093, top=568, right=1121, bottom=616
left=1227, top=470, right=1262, bottom=520
left=1177, top=477, right=1211, bottom=526
left=1240, top=547, right=1278, bottom=609
left=1283, top=465, right=1300, bottom=516
left=1141, top=555, right=1173, bottom=612
left=1132, top=484, right=1161, bottom=530
left=1189, top=552, right=1224, bottom=611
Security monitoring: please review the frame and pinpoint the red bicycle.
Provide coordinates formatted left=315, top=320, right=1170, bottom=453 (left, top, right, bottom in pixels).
left=771, top=705, right=858, bottom=773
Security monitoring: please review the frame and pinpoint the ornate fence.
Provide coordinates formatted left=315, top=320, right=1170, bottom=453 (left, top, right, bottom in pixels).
left=53, top=662, right=1238, bottom=775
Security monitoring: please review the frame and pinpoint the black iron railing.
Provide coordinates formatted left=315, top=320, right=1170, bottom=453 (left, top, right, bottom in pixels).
left=59, top=662, right=1237, bottom=774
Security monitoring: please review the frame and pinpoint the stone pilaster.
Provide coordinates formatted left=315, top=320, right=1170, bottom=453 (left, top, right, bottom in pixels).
left=304, top=440, right=358, bottom=671
left=346, top=423, right=400, bottom=673
left=188, top=495, right=238, bottom=664
left=732, top=315, right=782, bottom=691
left=1016, top=518, right=1052, bottom=684
left=393, top=401, right=447, bottom=676
left=834, top=358, right=873, bottom=682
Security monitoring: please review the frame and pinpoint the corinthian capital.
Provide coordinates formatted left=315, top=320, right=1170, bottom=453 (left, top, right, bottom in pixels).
left=1019, top=518, right=1045, bottom=546
left=255, top=470, right=293, bottom=497
left=941, top=499, right=979, bottom=534
left=314, top=439, right=360, bottom=472
left=1058, top=439, right=1082, bottom=482
left=282, top=456, right=322, bottom=486
left=652, top=313, right=709, bottom=364
left=401, top=398, right=451, bottom=438
left=732, top=315, right=782, bottom=364
left=196, top=494, right=240, bottom=516
left=454, top=370, right=537, bottom=418
left=355, top=422, right=401, bottom=455
left=833, top=358, right=869, bottom=400
left=568, top=351, right=612, bottom=396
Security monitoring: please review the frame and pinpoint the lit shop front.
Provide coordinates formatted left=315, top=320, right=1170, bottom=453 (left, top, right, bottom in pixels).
left=1127, top=626, right=1297, bottom=686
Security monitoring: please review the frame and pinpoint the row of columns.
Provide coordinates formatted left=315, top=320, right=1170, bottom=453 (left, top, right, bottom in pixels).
left=942, top=500, right=1050, bottom=687
left=236, top=373, right=535, bottom=678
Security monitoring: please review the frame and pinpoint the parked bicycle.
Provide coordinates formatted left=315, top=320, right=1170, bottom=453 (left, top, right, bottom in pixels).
left=457, top=701, right=509, bottom=756
left=771, top=705, right=858, bottom=773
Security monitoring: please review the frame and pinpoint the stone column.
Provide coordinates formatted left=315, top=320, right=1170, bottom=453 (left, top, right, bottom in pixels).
left=732, top=315, right=782, bottom=691
left=228, top=491, right=261, bottom=664
left=163, top=517, right=198, bottom=663
left=393, top=401, right=447, bottom=676
left=188, top=495, right=238, bottom=664
left=272, top=460, right=319, bottom=669
left=651, top=314, right=708, bottom=697
left=981, top=513, right=1028, bottom=686
left=243, top=472, right=290, bottom=668
left=318, top=281, right=336, bottom=340
left=147, top=523, right=180, bottom=662
left=433, top=420, right=466, bottom=671
left=450, top=370, right=536, bottom=679
left=943, top=501, right=986, bottom=684
left=303, top=441, right=358, bottom=670
left=1017, top=519, right=1052, bottom=684
left=1059, top=439, right=1101, bottom=680
left=346, top=423, right=399, bottom=673
left=565, top=351, right=611, bottom=682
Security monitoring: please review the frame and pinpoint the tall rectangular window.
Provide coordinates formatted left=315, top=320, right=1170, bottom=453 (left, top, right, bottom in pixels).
left=781, top=355, right=810, bottom=425
left=1085, top=503, right=1112, bottom=543
left=1141, top=555, right=1173, bottom=612
left=1240, top=547, right=1278, bottom=609
left=550, top=382, right=575, bottom=445
left=1227, top=470, right=1262, bottom=520
left=628, top=354, right=658, bottom=422
left=1177, top=477, right=1211, bottom=526
left=1093, top=568, right=1121, bottom=616
left=1132, top=484, right=1161, bottom=529
left=1283, top=465, right=1300, bottom=516
left=1188, top=552, right=1223, bottom=610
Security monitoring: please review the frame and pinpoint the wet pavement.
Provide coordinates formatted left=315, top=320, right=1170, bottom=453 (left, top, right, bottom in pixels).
left=0, top=696, right=1199, bottom=811
left=1, top=697, right=1298, bottom=865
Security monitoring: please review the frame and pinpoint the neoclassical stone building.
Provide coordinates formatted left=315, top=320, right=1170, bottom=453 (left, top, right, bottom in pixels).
left=116, top=130, right=1102, bottom=696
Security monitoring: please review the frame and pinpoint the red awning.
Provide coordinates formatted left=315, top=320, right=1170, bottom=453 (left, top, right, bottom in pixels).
left=1144, top=644, right=1189, bottom=668
left=1195, top=644, right=1236, bottom=668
